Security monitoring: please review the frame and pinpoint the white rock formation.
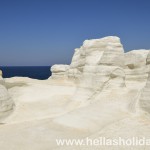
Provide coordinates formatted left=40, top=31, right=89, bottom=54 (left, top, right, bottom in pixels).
left=0, top=70, right=14, bottom=121
left=139, top=51, right=150, bottom=113
left=51, top=37, right=126, bottom=103
left=50, top=64, right=69, bottom=79
left=0, top=70, right=2, bottom=76
left=1, top=36, right=150, bottom=150
left=124, top=50, right=150, bottom=89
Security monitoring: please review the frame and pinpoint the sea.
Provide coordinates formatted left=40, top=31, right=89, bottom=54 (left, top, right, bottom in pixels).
left=0, top=66, right=51, bottom=80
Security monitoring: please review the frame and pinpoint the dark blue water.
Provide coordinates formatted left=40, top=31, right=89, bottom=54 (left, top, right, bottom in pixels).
left=0, top=66, right=51, bottom=80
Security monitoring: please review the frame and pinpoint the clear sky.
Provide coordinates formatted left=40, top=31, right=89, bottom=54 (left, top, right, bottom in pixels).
left=0, top=0, right=150, bottom=66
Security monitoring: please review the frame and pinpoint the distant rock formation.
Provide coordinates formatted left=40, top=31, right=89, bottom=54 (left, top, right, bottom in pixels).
left=51, top=64, right=69, bottom=79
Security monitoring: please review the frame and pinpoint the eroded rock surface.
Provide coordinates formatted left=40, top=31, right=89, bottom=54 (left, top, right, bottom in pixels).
left=1, top=36, right=150, bottom=150
left=0, top=71, right=14, bottom=121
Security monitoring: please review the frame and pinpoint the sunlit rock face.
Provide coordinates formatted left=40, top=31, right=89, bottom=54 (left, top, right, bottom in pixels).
left=50, top=36, right=150, bottom=112
left=1, top=36, right=150, bottom=150
left=51, top=36, right=126, bottom=102
left=0, top=70, right=2, bottom=76
left=0, top=71, right=14, bottom=120
left=51, top=36, right=124, bottom=80
left=50, top=64, right=69, bottom=79
left=124, top=50, right=150, bottom=89
left=0, top=70, right=4, bottom=85
left=139, top=51, right=150, bottom=113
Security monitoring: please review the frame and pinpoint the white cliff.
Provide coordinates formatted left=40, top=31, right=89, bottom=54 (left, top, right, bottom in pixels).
left=0, top=36, right=150, bottom=150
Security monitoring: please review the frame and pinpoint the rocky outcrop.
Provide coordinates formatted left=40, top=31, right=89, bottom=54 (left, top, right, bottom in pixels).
left=51, top=37, right=126, bottom=102
left=139, top=51, right=150, bottom=113
left=0, top=70, right=2, bottom=76
left=77, top=36, right=125, bottom=89
left=50, top=64, right=69, bottom=79
left=0, top=70, right=14, bottom=121
left=50, top=36, right=150, bottom=112
left=125, top=50, right=149, bottom=69
left=50, top=39, right=128, bottom=115
left=1, top=36, right=150, bottom=150
left=124, top=50, right=150, bottom=89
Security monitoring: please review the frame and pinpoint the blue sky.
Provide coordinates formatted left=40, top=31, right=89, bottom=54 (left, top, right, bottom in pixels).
left=0, top=0, right=150, bottom=66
